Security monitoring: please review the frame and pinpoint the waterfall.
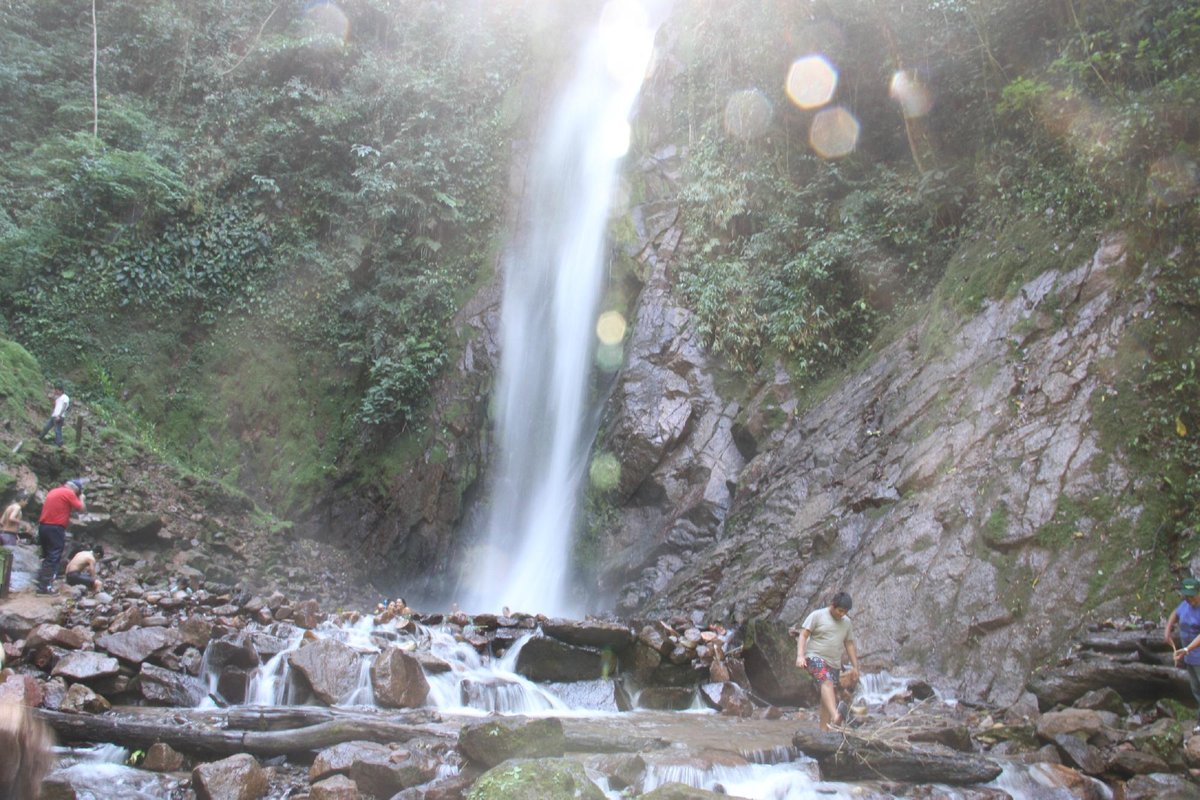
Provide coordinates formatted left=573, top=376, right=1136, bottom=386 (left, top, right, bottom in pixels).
left=462, top=0, right=658, bottom=616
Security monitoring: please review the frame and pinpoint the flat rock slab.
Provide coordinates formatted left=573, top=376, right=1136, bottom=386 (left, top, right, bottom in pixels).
left=0, top=594, right=63, bottom=639
left=1028, top=659, right=1191, bottom=708
left=792, top=729, right=1003, bottom=785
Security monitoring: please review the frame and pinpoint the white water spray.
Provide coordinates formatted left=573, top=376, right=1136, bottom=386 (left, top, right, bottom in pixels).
left=462, top=0, right=658, bottom=615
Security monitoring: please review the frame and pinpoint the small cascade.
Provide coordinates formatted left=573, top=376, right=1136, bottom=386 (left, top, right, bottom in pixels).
left=856, top=670, right=931, bottom=709
left=49, top=746, right=181, bottom=800
left=638, top=760, right=857, bottom=800
left=424, top=629, right=574, bottom=716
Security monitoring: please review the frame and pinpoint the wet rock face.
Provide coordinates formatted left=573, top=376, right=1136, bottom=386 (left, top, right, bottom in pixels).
left=370, top=646, right=430, bottom=708
left=621, top=236, right=1149, bottom=706
left=192, top=753, right=268, bottom=800
left=288, top=638, right=361, bottom=706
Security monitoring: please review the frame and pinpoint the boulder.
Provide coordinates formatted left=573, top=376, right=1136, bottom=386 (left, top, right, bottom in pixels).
left=97, top=627, right=179, bottom=665
left=143, top=742, right=186, bottom=772
left=107, top=605, right=144, bottom=634
left=741, top=620, right=817, bottom=706
left=1126, top=717, right=1185, bottom=765
left=110, top=512, right=165, bottom=544
left=1105, top=746, right=1169, bottom=777
left=204, top=638, right=261, bottom=671
left=178, top=616, right=215, bottom=650
left=514, top=637, right=604, bottom=682
left=699, top=681, right=753, bottom=716
left=50, top=651, right=120, bottom=682
left=541, top=618, right=636, bottom=649
left=793, top=729, right=1003, bottom=784
left=0, top=673, right=43, bottom=707
left=59, top=682, right=111, bottom=714
left=1073, top=687, right=1127, bottom=715
left=1122, top=773, right=1200, bottom=800
left=637, top=686, right=696, bottom=710
left=370, top=646, right=430, bottom=708
left=459, top=717, right=566, bottom=768
left=0, top=595, right=63, bottom=639
left=1050, top=733, right=1105, bottom=774
left=465, top=758, right=605, bottom=800
left=310, top=741, right=392, bottom=782
left=25, top=623, right=91, bottom=651
left=192, top=753, right=268, bottom=800
left=1035, top=708, right=1119, bottom=741
left=310, top=774, right=360, bottom=800
left=348, top=747, right=438, bottom=798
left=288, top=638, right=361, bottom=705
left=136, top=662, right=207, bottom=706
left=1028, top=660, right=1191, bottom=708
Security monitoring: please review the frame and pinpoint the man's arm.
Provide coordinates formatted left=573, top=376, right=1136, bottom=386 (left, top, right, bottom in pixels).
left=1167, top=610, right=1181, bottom=646
left=795, top=629, right=811, bottom=668
left=844, top=639, right=861, bottom=676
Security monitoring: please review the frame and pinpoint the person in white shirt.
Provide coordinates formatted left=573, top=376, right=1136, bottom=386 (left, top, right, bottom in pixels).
left=39, top=385, right=70, bottom=447
left=795, top=591, right=862, bottom=730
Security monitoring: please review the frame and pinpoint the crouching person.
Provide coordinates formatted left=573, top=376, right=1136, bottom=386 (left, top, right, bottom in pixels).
left=63, top=544, right=104, bottom=593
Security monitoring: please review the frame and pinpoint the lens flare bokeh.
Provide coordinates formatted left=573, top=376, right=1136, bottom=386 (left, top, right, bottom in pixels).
left=889, top=70, right=932, bottom=119
left=809, top=106, right=859, bottom=159
left=785, top=55, right=837, bottom=110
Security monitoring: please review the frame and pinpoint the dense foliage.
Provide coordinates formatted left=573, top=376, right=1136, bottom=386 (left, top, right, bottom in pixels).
left=0, top=0, right=532, bottom=508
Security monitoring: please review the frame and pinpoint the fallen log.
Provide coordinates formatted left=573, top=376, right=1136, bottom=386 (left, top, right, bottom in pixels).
left=792, top=729, right=1002, bottom=785
left=35, top=707, right=455, bottom=759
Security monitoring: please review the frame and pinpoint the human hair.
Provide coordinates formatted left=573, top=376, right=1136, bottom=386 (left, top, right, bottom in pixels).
left=831, top=592, right=853, bottom=612
left=0, top=700, right=53, bottom=799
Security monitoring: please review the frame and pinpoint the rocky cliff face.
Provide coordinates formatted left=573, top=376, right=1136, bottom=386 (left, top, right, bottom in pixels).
left=603, top=233, right=1149, bottom=705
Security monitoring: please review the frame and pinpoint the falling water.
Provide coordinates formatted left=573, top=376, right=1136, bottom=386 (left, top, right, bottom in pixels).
left=462, top=0, right=658, bottom=615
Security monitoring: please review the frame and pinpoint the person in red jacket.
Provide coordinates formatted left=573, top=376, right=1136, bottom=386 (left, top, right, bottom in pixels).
left=35, top=479, right=86, bottom=595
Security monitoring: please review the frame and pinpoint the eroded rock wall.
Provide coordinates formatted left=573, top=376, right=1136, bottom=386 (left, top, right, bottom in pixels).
left=609, top=234, right=1147, bottom=704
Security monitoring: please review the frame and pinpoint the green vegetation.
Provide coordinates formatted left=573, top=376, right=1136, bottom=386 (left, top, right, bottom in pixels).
left=0, top=0, right=534, bottom=510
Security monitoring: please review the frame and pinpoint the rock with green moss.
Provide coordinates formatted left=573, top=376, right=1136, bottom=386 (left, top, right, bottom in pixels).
left=458, top=717, right=566, bottom=768
left=1127, top=717, right=1185, bottom=767
left=465, top=758, right=605, bottom=800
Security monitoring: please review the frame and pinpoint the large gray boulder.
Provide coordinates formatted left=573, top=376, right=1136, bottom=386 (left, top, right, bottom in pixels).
left=288, top=638, right=361, bottom=705
left=369, top=646, right=430, bottom=708
left=97, top=627, right=179, bottom=665
left=515, top=637, right=604, bottom=682
left=458, top=717, right=566, bottom=768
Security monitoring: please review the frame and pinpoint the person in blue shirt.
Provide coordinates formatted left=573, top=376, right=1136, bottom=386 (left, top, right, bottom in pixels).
left=1167, top=577, right=1200, bottom=734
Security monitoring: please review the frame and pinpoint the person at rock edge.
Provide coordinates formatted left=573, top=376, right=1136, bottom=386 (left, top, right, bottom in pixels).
left=63, top=544, right=103, bottom=593
left=35, top=479, right=85, bottom=595
left=1168, top=577, right=1200, bottom=734
left=38, top=384, right=70, bottom=447
left=796, top=591, right=861, bottom=730
left=1, top=493, right=26, bottom=546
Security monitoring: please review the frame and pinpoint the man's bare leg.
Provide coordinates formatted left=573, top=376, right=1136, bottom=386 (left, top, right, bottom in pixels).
left=818, top=681, right=840, bottom=730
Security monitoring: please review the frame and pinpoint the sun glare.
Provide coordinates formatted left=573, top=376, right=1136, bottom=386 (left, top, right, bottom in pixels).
left=724, top=89, right=773, bottom=140
left=786, top=55, right=838, bottom=110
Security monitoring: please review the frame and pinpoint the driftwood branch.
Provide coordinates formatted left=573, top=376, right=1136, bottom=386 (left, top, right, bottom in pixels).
left=36, top=706, right=455, bottom=759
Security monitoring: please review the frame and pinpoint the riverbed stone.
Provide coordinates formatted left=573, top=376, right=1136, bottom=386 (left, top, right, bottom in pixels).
left=192, top=753, right=268, bottom=800
left=1121, top=773, right=1200, bottom=800
left=465, top=758, right=605, bottom=800
left=0, top=673, right=43, bottom=707
left=1126, top=717, right=1185, bottom=765
left=50, top=651, right=120, bottom=682
left=59, top=682, right=110, bottom=714
left=1036, top=708, right=1119, bottom=741
left=637, top=686, right=696, bottom=710
left=699, top=681, right=753, bottom=716
left=514, top=636, right=604, bottom=682
left=310, top=741, right=391, bottom=782
left=459, top=717, right=566, bottom=768
left=1028, top=660, right=1191, bottom=709
left=136, top=662, right=207, bottom=706
left=97, top=626, right=179, bottom=665
left=310, top=774, right=360, bottom=800
left=0, top=595, right=63, bottom=639
left=370, top=646, right=430, bottom=708
left=1105, top=746, right=1169, bottom=777
left=348, top=747, right=438, bottom=798
left=288, top=637, right=361, bottom=705
left=204, top=637, right=260, bottom=671
left=143, top=742, right=186, bottom=772
left=740, top=620, right=817, bottom=706
left=541, top=618, right=635, bottom=649
left=25, top=623, right=91, bottom=651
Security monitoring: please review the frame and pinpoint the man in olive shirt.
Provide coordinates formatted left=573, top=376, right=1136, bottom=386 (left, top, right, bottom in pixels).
left=795, top=591, right=861, bottom=730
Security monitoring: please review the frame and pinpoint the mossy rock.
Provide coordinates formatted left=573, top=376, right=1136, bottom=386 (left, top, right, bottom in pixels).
left=458, top=717, right=566, bottom=768
left=465, top=758, right=605, bottom=800
left=1128, top=717, right=1185, bottom=767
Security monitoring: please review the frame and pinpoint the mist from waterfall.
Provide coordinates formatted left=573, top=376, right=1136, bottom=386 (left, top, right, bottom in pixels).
left=461, top=1, right=658, bottom=616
